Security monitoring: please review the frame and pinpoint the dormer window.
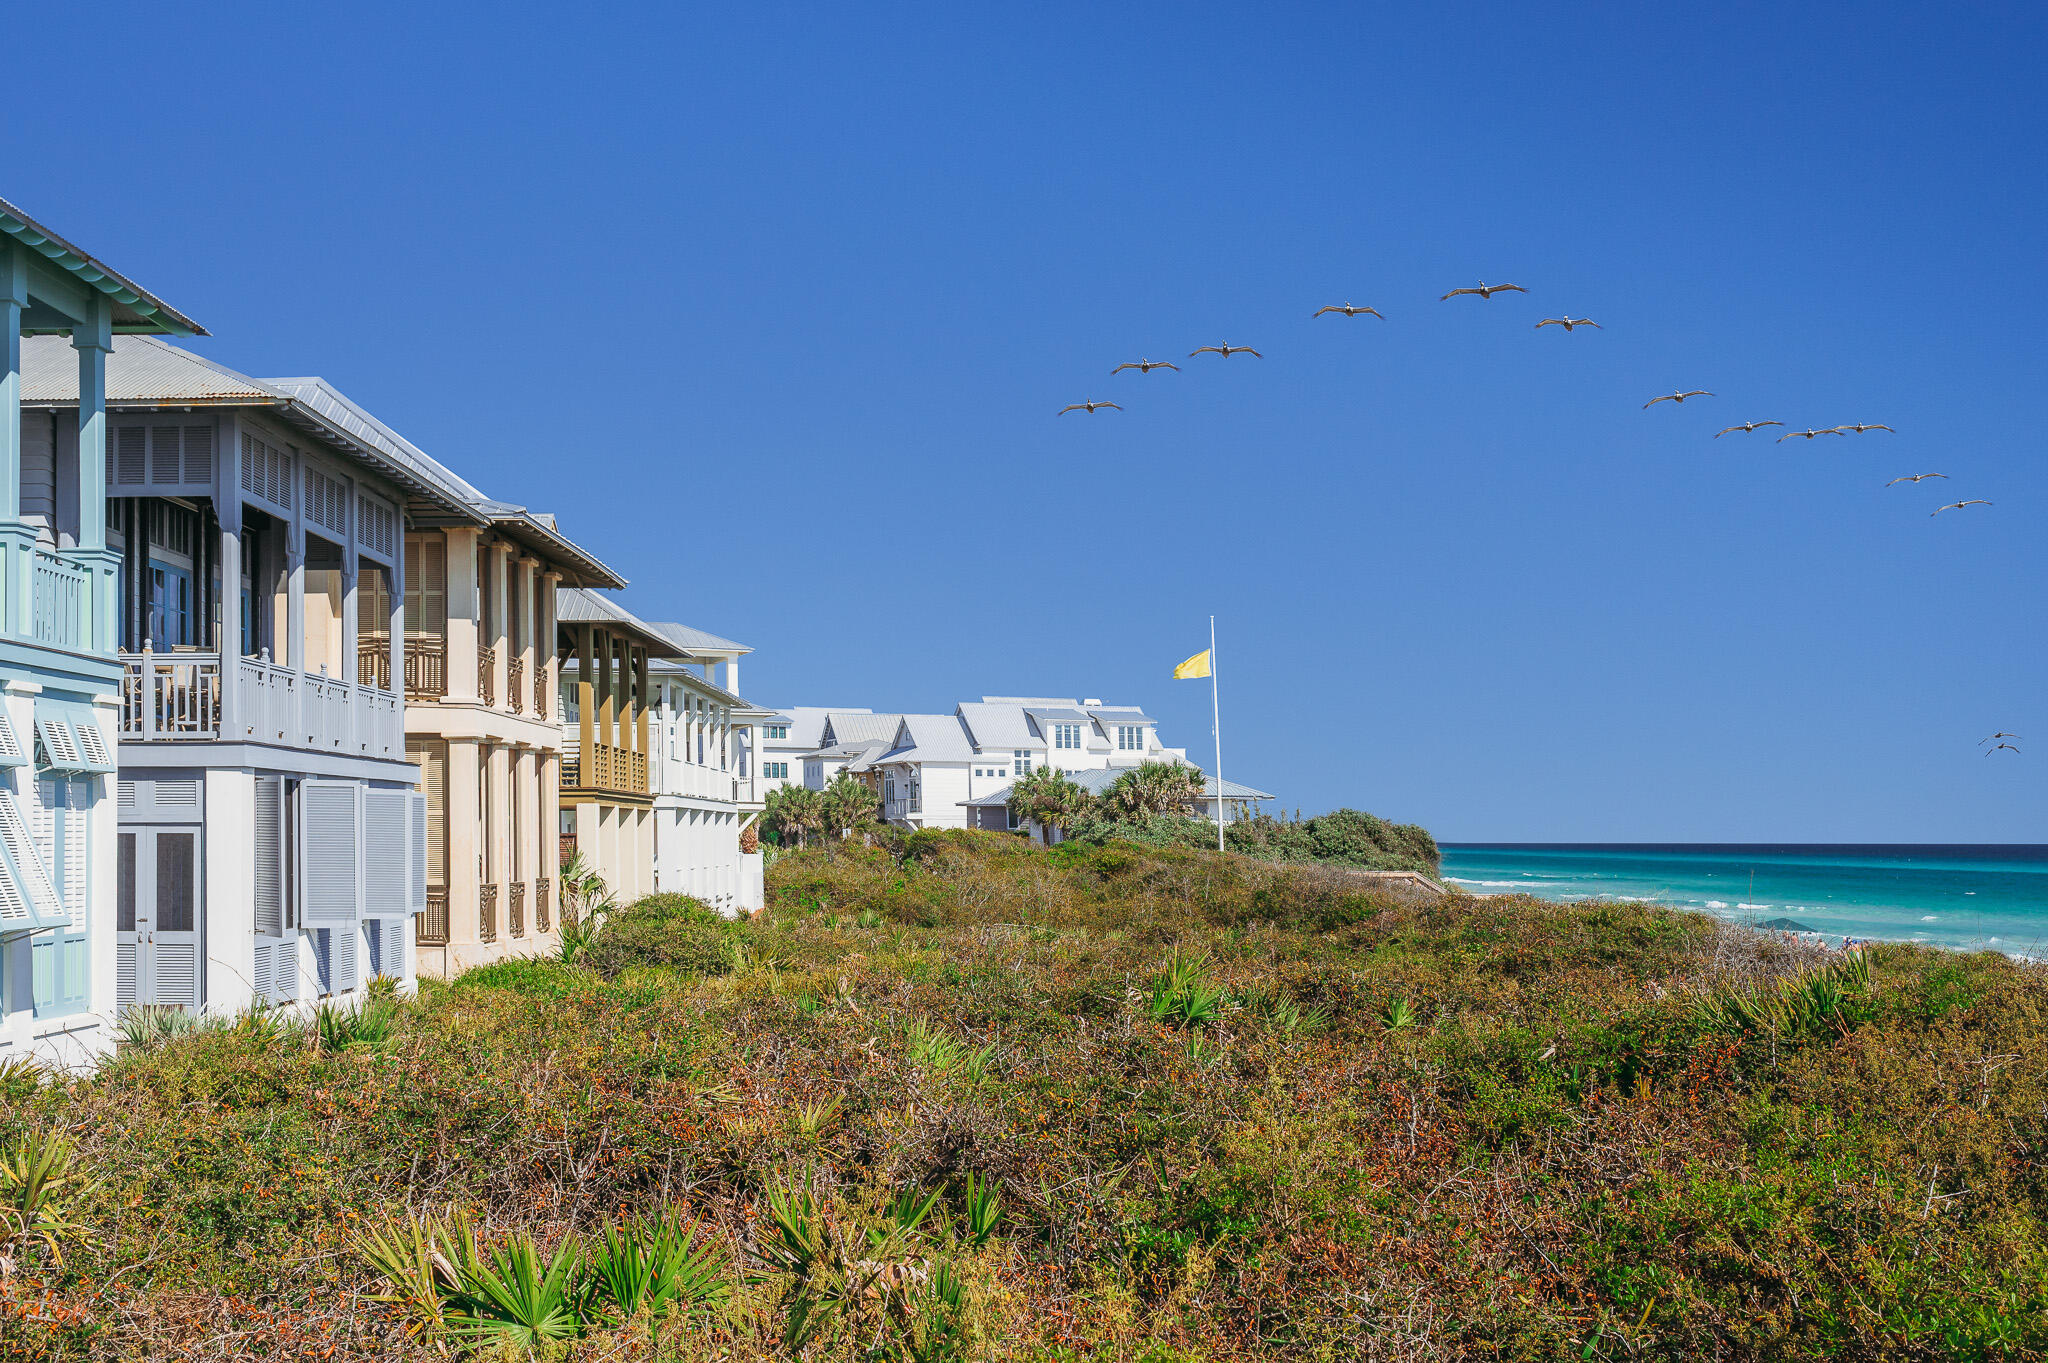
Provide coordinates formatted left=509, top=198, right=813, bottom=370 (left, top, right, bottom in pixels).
left=1014, top=749, right=1033, bottom=776
left=766, top=725, right=788, bottom=740
left=1053, top=723, right=1081, bottom=750
left=1117, top=725, right=1145, bottom=751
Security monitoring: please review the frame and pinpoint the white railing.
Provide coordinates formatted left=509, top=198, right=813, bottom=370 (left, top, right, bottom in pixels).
left=121, top=650, right=221, bottom=740
left=121, top=650, right=402, bottom=757
left=31, top=553, right=86, bottom=650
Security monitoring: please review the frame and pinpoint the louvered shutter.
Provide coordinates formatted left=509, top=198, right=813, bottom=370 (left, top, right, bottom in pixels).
left=423, top=748, right=446, bottom=886
left=151, top=426, right=181, bottom=483
left=0, top=711, right=25, bottom=768
left=0, top=787, right=64, bottom=931
left=272, top=934, right=299, bottom=1003
left=34, top=719, right=80, bottom=769
left=112, top=426, right=146, bottom=487
left=364, top=789, right=409, bottom=917
left=252, top=938, right=273, bottom=1000
left=404, top=535, right=447, bottom=634
left=61, top=779, right=87, bottom=928
left=73, top=721, right=113, bottom=771
left=253, top=777, right=284, bottom=936
left=182, top=425, right=214, bottom=484
left=298, top=780, right=361, bottom=926
left=58, top=932, right=87, bottom=1012
left=408, top=790, right=427, bottom=916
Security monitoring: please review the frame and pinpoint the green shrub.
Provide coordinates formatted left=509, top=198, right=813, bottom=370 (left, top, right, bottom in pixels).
left=581, top=893, right=738, bottom=978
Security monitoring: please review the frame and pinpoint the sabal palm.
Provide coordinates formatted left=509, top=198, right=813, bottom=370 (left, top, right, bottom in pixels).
left=1008, top=768, right=1093, bottom=846
left=1102, top=761, right=1205, bottom=820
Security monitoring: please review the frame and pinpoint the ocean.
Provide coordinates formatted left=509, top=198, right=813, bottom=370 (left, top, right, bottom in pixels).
left=1437, top=844, right=2048, bottom=957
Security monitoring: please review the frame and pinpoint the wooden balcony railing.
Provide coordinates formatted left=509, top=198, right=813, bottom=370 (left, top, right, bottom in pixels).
left=405, top=635, right=448, bottom=698
left=508, top=656, right=525, bottom=713
left=508, top=880, right=525, bottom=937
left=561, top=741, right=650, bottom=795
left=479, top=882, right=498, bottom=943
left=417, top=889, right=449, bottom=947
left=357, top=642, right=391, bottom=691
left=478, top=644, right=496, bottom=707
left=534, top=876, right=552, bottom=933
left=534, top=668, right=548, bottom=717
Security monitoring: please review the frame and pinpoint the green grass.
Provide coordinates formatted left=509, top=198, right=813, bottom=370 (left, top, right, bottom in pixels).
left=4, top=829, right=2047, bottom=1360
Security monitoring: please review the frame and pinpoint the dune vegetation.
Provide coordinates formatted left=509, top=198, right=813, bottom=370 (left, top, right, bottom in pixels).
left=2, top=831, right=2046, bottom=1360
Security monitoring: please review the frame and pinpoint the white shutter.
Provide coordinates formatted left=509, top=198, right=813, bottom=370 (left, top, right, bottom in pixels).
left=61, top=779, right=87, bottom=928
left=297, top=781, right=361, bottom=926
left=252, top=777, right=284, bottom=936
left=116, top=942, right=138, bottom=1008
left=34, top=719, right=80, bottom=770
left=155, top=940, right=200, bottom=1012
left=408, top=790, right=427, bottom=917
left=364, top=789, right=409, bottom=917
left=273, top=935, right=299, bottom=1003
left=252, top=939, right=273, bottom=1000
left=0, top=711, right=24, bottom=767
left=0, top=788, right=64, bottom=930
left=73, top=721, right=113, bottom=771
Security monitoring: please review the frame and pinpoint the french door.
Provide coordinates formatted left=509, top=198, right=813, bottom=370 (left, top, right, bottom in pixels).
left=115, top=826, right=202, bottom=1011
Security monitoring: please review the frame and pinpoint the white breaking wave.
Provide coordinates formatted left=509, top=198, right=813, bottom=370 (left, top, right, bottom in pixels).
left=1737, top=902, right=1771, bottom=910
left=1921, top=915, right=1940, bottom=922
left=1704, top=900, right=1729, bottom=909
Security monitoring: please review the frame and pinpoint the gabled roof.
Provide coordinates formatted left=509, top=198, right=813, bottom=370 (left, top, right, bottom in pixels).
left=556, top=588, right=688, bottom=657
left=956, top=701, right=1040, bottom=750
left=960, top=767, right=1274, bottom=808
left=1088, top=707, right=1154, bottom=727
left=1026, top=707, right=1095, bottom=728
left=645, top=621, right=750, bottom=658
left=1, top=196, right=204, bottom=336
left=874, top=713, right=978, bottom=766
left=758, top=706, right=856, bottom=749
left=821, top=712, right=904, bottom=746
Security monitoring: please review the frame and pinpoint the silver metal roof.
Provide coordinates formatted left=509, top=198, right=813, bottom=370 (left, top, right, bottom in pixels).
left=960, top=767, right=1274, bottom=807
left=556, top=587, right=689, bottom=656
left=645, top=621, right=750, bottom=657
left=0, top=196, right=204, bottom=336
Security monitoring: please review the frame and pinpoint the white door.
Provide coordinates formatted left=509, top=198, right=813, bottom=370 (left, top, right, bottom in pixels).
left=116, top=826, right=202, bottom=1011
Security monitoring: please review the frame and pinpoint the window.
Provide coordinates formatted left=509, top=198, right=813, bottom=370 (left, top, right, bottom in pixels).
left=1118, top=725, right=1145, bottom=751
left=764, top=761, right=789, bottom=780
left=766, top=725, right=788, bottom=740
left=1014, top=749, right=1033, bottom=776
left=1054, top=724, right=1081, bottom=750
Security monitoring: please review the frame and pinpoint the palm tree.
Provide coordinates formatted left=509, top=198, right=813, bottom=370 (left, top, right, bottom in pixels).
left=1007, top=768, right=1094, bottom=846
left=557, top=848, right=613, bottom=931
left=1101, top=761, right=1206, bottom=821
left=764, top=783, right=827, bottom=849
left=819, top=773, right=879, bottom=835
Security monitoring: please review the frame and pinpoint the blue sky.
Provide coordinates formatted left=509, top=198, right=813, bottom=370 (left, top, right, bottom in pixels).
left=11, top=3, right=2043, bottom=840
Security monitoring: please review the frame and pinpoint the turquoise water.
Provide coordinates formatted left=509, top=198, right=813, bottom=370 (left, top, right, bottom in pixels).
left=1437, top=844, right=2048, bottom=957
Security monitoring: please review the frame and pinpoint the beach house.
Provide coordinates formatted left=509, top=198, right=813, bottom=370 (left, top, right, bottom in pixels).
left=959, top=768, right=1276, bottom=836
left=0, top=202, right=204, bottom=1063
left=18, top=330, right=475, bottom=1022
left=643, top=619, right=769, bottom=914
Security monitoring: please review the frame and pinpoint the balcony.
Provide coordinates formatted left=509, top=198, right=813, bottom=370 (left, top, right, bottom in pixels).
left=30, top=553, right=88, bottom=650
left=405, top=635, right=447, bottom=698
left=417, top=889, right=449, bottom=947
left=120, top=649, right=403, bottom=758
left=561, top=740, right=649, bottom=797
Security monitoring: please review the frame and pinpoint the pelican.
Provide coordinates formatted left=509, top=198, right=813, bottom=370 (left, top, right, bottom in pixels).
left=1987, top=743, right=2022, bottom=756
left=1715, top=421, right=1785, bottom=437
left=1440, top=282, right=1527, bottom=300
left=1839, top=423, right=1895, bottom=434
left=1883, top=473, right=1948, bottom=486
left=1188, top=344, right=1262, bottom=359
left=1777, top=427, right=1846, bottom=442
left=1313, top=303, right=1383, bottom=319
left=1057, top=400, right=1122, bottom=415
left=1534, top=316, right=1600, bottom=331
left=1644, top=390, right=1713, bottom=408
left=1110, top=359, right=1179, bottom=375
left=1981, top=732, right=2022, bottom=745
left=1931, top=500, right=1993, bottom=515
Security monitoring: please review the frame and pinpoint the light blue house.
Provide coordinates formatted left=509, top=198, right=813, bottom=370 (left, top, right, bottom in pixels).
left=0, top=199, right=203, bottom=1065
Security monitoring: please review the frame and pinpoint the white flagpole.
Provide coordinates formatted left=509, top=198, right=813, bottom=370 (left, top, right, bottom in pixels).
left=1210, top=614, right=1224, bottom=852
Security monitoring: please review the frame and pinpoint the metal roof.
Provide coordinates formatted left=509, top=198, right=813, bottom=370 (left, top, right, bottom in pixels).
left=821, top=712, right=905, bottom=746
left=644, top=621, right=750, bottom=657
left=556, top=587, right=689, bottom=656
left=873, top=713, right=979, bottom=766
left=1088, top=707, right=1155, bottom=727
left=0, top=196, right=205, bottom=336
left=22, top=333, right=272, bottom=404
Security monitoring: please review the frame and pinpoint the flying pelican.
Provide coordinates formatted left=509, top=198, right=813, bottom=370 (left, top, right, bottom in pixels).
left=1931, top=500, right=1993, bottom=515
left=1313, top=303, right=1383, bottom=319
left=1777, top=427, right=1846, bottom=442
left=1981, top=732, right=2022, bottom=745
left=1440, top=282, right=1527, bottom=300
left=1110, top=359, right=1179, bottom=375
left=1884, top=473, right=1948, bottom=486
left=1643, top=390, right=1713, bottom=408
left=1715, top=421, right=1785, bottom=437
left=1838, top=423, right=1895, bottom=434
left=1534, top=317, right=1600, bottom=331
left=1057, top=400, right=1122, bottom=416
left=1188, top=344, right=1262, bottom=359
left=1987, top=743, right=2022, bottom=756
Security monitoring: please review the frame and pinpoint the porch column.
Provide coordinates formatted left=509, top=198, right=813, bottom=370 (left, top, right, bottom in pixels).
left=72, top=297, right=117, bottom=653
left=0, top=244, right=29, bottom=638
left=340, top=532, right=359, bottom=685
left=285, top=545, right=305, bottom=674
left=486, top=539, right=509, bottom=707
left=445, top=738, right=482, bottom=962
left=444, top=526, right=480, bottom=703
left=218, top=519, right=242, bottom=737
left=517, top=556, right=538, bottom=712
left=540, top=570, right=561, bottom=720
left=597, top=628, right=615, bottom=756
left=388, top=532, right=404, bottom=700
left=635, top=646, right=650, bottom=773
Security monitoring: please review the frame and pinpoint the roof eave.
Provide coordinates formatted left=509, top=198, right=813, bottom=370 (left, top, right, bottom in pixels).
left=0, top=198, right=206, bottom=337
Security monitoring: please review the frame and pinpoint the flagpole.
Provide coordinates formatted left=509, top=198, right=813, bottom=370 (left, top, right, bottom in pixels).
left=1210, top=614, right=1224, bottom=852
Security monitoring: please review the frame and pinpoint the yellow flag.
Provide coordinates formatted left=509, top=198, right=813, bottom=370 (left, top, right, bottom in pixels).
left=1173, top=649, right=1212, bottom=680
